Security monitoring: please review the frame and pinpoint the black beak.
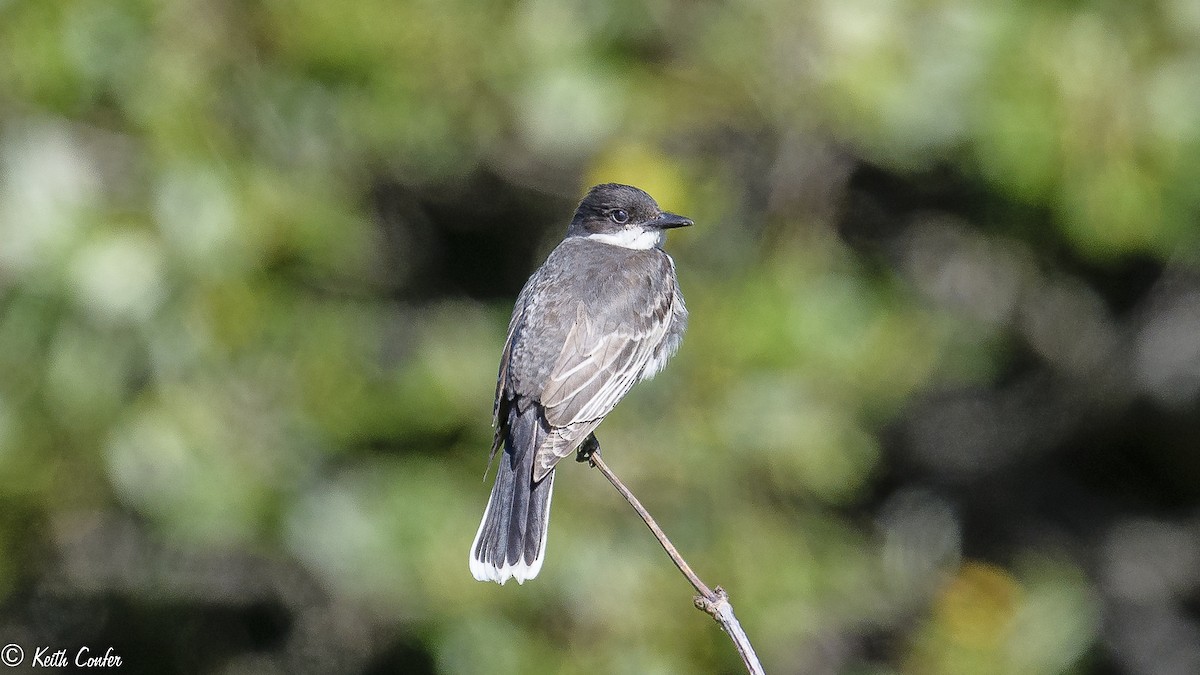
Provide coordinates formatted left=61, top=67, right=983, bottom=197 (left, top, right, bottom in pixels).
left=654, top=212, right=694, bottom=229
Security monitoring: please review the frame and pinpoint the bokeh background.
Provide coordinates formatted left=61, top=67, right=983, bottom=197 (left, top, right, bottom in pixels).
left=2, top=0, right=1200, bottom=673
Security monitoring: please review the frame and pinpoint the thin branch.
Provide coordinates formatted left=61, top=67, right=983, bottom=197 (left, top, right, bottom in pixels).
left=577, top=435, right=766, bottom=675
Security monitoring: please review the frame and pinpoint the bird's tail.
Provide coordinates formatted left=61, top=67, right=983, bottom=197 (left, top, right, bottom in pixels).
left=469, top=403, right=555, bottom=584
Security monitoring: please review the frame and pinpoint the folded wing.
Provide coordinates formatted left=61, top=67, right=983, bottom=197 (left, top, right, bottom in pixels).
left=533, top=293, right=674, bottom=480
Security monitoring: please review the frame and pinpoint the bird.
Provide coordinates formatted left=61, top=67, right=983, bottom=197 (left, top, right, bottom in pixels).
left=469, top=183, right=692, bottom=585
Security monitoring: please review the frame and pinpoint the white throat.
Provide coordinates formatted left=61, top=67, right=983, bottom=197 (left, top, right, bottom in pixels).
left=584, top=227, right=663, bottom=250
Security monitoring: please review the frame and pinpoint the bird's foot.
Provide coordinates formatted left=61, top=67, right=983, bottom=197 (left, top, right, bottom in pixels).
left=576, top=433, right=600, bottom=466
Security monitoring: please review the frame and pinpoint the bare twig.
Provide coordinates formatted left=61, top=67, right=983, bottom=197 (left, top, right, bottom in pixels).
left=577, top=435, right=765, bottom=675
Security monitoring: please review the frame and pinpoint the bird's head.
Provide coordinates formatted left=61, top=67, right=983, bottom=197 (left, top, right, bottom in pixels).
left=567, top=183, right=693, bottom=250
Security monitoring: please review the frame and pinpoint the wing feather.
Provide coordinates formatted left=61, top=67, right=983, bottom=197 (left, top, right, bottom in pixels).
left=533, top=292, right=674, bottom=475
left=493, top=298, right=526, bottom=428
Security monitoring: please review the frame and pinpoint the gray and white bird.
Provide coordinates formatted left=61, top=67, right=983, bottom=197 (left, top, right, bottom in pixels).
left=469, top=183, right=692, bottom=584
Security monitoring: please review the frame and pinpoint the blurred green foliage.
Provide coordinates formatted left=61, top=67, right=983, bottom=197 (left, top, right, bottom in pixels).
left=1, top=0, right=1199, bottom=673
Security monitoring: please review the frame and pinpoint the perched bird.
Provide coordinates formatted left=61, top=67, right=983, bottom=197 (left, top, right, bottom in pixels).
left=469, top=183, right=692, bottom=584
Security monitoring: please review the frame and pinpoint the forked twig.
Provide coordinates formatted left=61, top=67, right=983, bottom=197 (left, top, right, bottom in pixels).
left=577, top=435, right=765, bottom=675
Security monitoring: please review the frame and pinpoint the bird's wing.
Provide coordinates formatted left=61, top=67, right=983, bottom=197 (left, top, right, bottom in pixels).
left=493, top=306, right=521, bottom=424
left=532, top=292, right=674, bottom=479
left=490, top=289, right=529, bottom=460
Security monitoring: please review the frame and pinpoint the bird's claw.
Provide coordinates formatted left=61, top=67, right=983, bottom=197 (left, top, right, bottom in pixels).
left=576, top=433, right=600, bottom=465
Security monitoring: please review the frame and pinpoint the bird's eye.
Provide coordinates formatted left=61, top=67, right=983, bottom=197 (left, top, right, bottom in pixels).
left=610, top=209, right=629, bottom=224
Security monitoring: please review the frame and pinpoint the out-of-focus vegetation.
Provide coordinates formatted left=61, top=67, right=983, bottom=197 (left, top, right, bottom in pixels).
left=2, top=0, right=1199, bottom=673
